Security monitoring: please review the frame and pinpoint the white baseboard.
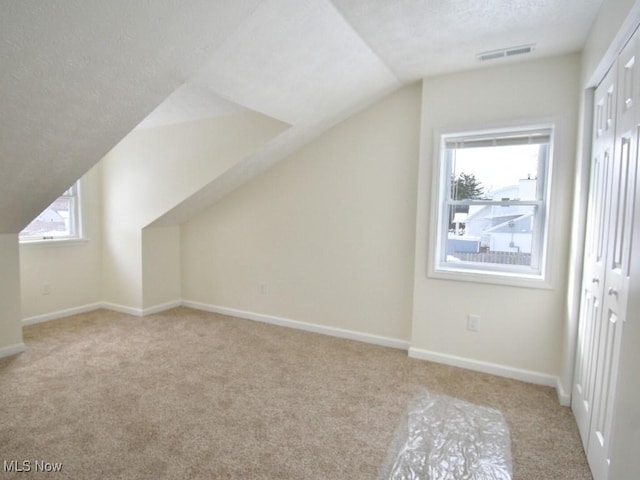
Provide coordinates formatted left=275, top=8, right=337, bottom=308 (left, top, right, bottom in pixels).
left=142, top=300, right=183, bottom=316
left=408, top=347, right=559, bottom=388
left=182, top=300, right=410, bottom=351
left=100, top=300, right=181, bottom=317
left=556, top=378, right=572, bottom=406
left=100, top=302, right=144, bottom=317
left=0, top=343, right=26, bottom=359
left=22, top=302, right=103, bottom=326
left=21, top=300, right=182, bottom=325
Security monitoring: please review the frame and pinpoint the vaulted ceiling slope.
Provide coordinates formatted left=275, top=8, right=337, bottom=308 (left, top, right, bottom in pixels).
left=0, top=0, right=603, bottom=233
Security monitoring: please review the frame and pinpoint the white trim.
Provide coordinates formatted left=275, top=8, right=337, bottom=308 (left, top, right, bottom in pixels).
left=21, top=300, right=182, bottom=326
left=19, top=237, right=90, bottom=248
left=22, top=302, right=103, bottom=326
left=428, top=268, right=553, bottom=290
left=0, top=343, right=26, bottom=359
left=556, top=377, right=571, bottom=407
left=182, top=300, right=410, bottom=350
left=142, top=300, right=183, bottom=316
left=100, top=302, right=144, bottom=317
left=101, top=300, right=181, bottom=317
left=408, top=346, right=558, bottom=388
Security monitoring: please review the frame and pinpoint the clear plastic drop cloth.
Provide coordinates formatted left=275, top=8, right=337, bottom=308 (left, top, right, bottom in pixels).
left=378, top=390, right=512, bottom=480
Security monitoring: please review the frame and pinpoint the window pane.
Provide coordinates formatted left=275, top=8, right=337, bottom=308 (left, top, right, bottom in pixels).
left=446, top=204, right=537, bottom=267
left=449, top=143, right=542, bottom=200
left=20, top=197, right=74, bottom=239
left=435, top=127, right=552, bottom=280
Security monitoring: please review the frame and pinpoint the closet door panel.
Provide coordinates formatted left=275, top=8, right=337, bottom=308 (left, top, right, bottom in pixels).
left=588, top=106, right=639, bottom=480
left=586, top=31, right=639, bottom=480
left=572, top=64, right=616, bottom=447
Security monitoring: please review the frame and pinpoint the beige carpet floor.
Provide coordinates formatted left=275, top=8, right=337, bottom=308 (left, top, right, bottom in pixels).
left=0, top=307, right=592, bottom=479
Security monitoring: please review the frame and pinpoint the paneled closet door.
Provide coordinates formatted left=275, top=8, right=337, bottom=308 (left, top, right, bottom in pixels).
left=586, top=31, right=639, bottom=480
left=572, top=62, right=616, bottom=449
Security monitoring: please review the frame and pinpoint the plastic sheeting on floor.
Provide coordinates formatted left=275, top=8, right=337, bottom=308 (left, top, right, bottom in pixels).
left=379, top=390, right=512, bottom=480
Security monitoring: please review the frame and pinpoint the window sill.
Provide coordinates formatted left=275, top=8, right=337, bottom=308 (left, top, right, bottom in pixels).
left=19, top=237, right=89, bottom=248
left=429, top=266, right=552, bottom=290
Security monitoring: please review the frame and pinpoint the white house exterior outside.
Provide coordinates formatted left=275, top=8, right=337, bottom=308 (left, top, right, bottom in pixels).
left=448, top=178, right=537, bottom=262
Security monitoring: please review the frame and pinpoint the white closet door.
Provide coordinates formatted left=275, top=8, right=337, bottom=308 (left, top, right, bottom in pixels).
left=572, top=62, right=616, bottom=449
left=586, top=31, right=639, bottom=480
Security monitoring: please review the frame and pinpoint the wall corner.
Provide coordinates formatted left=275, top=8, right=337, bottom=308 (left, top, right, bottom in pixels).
left=0, top=234, right=24, bottom=353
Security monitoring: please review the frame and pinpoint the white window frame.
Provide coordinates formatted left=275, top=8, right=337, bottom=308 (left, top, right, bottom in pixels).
left=428, top=123, right=555, bottom=288
left=19, top=179, right=85, bottom=245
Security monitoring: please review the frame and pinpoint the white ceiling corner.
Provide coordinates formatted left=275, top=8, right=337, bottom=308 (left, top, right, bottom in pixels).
left=332, top=0, right=605, bottom=80
left=191, top=0, right=400, bottom=126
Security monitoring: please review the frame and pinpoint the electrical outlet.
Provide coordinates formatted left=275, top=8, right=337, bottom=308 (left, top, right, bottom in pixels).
left=259, top=282, right=267, bottom=295
left=41, top=282, right=51, bottom=296
left=467, top=314, right=480, bottom=332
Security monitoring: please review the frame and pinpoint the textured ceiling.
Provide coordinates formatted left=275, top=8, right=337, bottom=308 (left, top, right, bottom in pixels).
left=0, top=0, right=604, bottom=233
left=0, top=0, right=263, bottom=233
left=191, top=0, right=400, bottom=126
left=333, top=0, right=604, bottom=80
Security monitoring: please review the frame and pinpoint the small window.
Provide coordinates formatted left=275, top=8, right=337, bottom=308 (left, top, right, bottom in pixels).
left=430, top=125, right=553, bottom=285
left=20, top=180, right=83, bottom=243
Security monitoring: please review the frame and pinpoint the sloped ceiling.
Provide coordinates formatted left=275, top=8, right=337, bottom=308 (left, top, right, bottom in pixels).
left=0, top=0, right=263, bottom=233
left=0, top=0, right=604, bottom=233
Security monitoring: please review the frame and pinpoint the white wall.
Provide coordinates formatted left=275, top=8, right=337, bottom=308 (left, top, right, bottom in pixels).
left=0, top=234, right=23, bottom=357
left=100, top=112, right=288, bottom=311
left=142, top=226, right=181, bottom=310
left=411, top=54, right=581, bottom=379
left=19, top=165, right=103, bottom=321
left=181, top=84, right=422, bottom=341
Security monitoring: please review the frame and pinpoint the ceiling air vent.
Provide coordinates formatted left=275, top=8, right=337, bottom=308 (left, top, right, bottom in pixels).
left=477, top=44, right=535, bottom=62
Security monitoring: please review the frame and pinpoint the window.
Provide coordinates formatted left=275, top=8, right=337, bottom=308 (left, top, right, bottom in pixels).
left=430, top=125, right=553, bottom=285
left=20, top=180, right=83, bottom=243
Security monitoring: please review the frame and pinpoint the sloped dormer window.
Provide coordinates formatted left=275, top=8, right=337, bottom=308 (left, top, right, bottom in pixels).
left=19, top=180, right=83, bottom=244
left=429, top=125, right=553, bottom=286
